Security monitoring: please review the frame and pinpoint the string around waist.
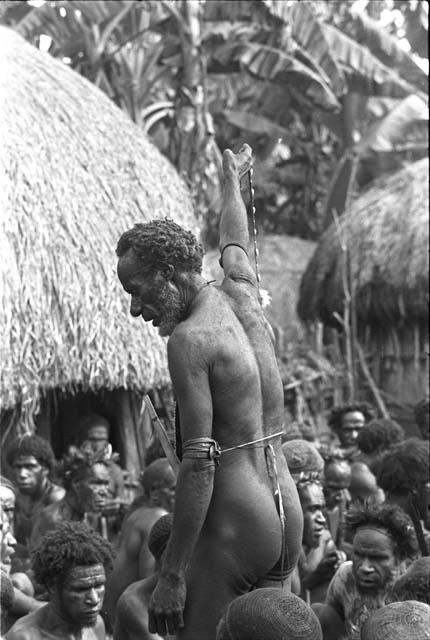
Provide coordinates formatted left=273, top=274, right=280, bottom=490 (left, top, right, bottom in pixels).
left=221, top=430, right=284, bottom=454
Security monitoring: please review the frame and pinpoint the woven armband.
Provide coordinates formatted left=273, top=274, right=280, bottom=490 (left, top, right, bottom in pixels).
left=182, top=438, right=221, bottom=465
left=219, top=243, right=248, bottom=268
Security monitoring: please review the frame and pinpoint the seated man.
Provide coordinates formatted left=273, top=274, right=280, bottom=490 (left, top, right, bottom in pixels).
left=361, top=600, right=430, bottom=640
left=327, top=404, right=375, bottom=462
left=356, top=419, right=404, bottom=475
left=386, top=557, right=430, bottom=605
left=296, top=478, right=345, bottom=603
left=78, top=414, right=125, bottom=500
left=5, top=435, right=65, bottom=549
left=114, top=513, right=174, bottom=640
left=315, top=503, right=418, bottom=640
left=104, top=458, right=176, bottom=620
left=30, top=446, right=120, bottom=550
left=216, top=589, right=323, bottom=640
left=5, top=521, right=113, bottom=640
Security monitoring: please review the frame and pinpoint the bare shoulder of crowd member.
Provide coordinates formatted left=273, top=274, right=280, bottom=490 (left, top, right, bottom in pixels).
left=116, top=144, right=303, bottom=638
left=5, top=521, right=113, bottom=640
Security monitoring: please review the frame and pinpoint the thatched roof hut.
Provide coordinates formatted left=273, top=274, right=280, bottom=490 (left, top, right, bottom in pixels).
left=298, top=158, right=429, bottom=332
left=297, top=158, right=429, bottom=429
left=0, top=27, right=197, bottom=428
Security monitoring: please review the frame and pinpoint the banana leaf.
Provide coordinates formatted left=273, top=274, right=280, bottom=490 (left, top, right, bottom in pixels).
left=223, top=109, right=291, bottom=140
left=340, top=9, right=428, bottom=93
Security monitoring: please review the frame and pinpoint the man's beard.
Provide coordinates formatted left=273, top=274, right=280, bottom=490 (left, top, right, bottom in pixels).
left=157, top=285, right=183, bottom=337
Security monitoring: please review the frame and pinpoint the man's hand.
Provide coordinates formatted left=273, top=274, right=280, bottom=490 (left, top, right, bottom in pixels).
left=148, top=572, right=186, bottom=636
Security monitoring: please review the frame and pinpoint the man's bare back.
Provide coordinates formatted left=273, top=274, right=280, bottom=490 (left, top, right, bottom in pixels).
left=117, top=144, right=303, bottom=639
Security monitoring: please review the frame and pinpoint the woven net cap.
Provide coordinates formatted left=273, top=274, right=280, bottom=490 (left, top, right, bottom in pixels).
left=361, top=601, right=430, bottom=640
left=217, top=588, right=322, bottom=640
left=282, top=439, right=324, bottom=479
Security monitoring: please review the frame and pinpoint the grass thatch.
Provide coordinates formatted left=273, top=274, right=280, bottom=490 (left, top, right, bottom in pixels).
left=0, top=27, right=198, bottom=421
left=297, top=157, right=429, bottom=331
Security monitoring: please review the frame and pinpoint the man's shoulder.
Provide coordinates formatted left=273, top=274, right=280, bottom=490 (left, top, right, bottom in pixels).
left=5, top=608, right=45, bottom=639
left=45, top=483, right=65, bottom=504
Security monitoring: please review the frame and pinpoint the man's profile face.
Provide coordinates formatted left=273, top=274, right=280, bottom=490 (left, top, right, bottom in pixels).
left=117, top=249, right=182, bottom=337
left=352, top=527, right=398, bottom=593
left=75, top=463, right=110, bottom=512
left=12, top=455, right=49, bottom=496
left=153, top=477, right=177, bottom=513
left=299, top=482, right=327, bottom=549
left=55, top=563, right=106, bottom=628
left=85, top=425, right=109, bottom=454
left=338, top=411, right=365, bottom=448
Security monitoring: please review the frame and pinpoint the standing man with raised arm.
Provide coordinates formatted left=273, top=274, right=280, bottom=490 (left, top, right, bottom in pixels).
left=116, top=144, right=303, bottom=640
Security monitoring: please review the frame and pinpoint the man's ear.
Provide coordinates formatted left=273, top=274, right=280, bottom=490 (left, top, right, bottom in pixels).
left=162, top=264, right=174, bottom=281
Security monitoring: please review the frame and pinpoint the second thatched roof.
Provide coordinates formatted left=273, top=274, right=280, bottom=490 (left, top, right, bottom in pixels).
left=0, top=27, right=197, bottom=418
left=297, top=157, right=429, bottom=331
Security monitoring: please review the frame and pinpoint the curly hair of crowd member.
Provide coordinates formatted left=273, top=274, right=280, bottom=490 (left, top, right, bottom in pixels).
left=62, top=445, right=110, bottom=490
left=376, top=438, right=429, bottom=495
left=31, top=521, right=114, bottom=589
left=356, top=419, right=404, bottom=454
left=346, top=502, right=419, bottom=561
left=6, top=434, right=56, bottom=475
left=328, top=403, right=375, bottom=433
left=116, top=218, right=203, bottom=274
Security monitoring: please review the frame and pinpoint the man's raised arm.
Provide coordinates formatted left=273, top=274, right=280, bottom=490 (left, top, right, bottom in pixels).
left=218, top=144, right=254, bottom=276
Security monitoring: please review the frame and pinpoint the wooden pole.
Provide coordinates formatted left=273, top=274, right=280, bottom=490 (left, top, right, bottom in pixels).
left=356, top=343, right=390, bottom=418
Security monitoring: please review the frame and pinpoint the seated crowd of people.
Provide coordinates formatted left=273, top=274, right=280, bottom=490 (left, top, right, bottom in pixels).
left=0, top=401, right=429, bottom=639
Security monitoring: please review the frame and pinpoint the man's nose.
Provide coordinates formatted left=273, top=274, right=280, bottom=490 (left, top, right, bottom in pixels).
left=130, top=297, right=141, bottom=317
left=86, top=588, right=100, bottom=605
left=17, top=467, right=28, bottom=478
left=316, top=510, right=326, bottom=525
left=351, top=429, right=359, bottom=440
left=6, top=531, right=17, bottom=548
left=361, top=558, right=374, bottom=573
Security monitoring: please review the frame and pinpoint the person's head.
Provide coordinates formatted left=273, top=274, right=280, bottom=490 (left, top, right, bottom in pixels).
left=78, top=414, right=111, bottom=454
left=323, top=457, right=352, bottom=509
left=216, top=588, right=322, bottom=640
left=347, top=503, right=418, bottom=595
left=116, top=219, right=204, bottom=337
left=32, top=521, right=113, bottom=630
left=413, top=397, right=429, bottom=440
left=6, top=434, right=55, bottom=496
left=282, top=439, right=325, bottom=483
left=297, top=480, right=327, bottom=549
left=376, top=438, right=430, bottom=528
left=360, top=600, right=430, bottom=640
left=387, top=557, right=430, bottom=605
left=140, top=458, right=176, bottom=512
left=357, top=419, right=404, bottom=461
left=0, top=508, right=16, bottom=572
left=349, top=462, right=384, bottom=505
left=329, top=404, right=374, bottom=449
left=63, top=447, right=111, bottom=512
left=0, top=476, right=16, bottom=525
left=148, top=513, right=173, bottom=570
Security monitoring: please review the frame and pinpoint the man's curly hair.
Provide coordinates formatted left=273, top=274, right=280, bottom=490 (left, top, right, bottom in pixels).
left=357, top=419, right=404, bottom=454
left=376, top=438, right=429, bottom=495
left=62, top=446, right=109, bottom=490
left=347, top=502, right=418, bottom=561
left=116, top=219, right=203, bottom=274
left=6, top=434, right=56, bottom=475
left=387, top=557, right=430, bottom=604
left=32, top=521, right=113, bottom=589
left=328, top=403, right=375, bottom=432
